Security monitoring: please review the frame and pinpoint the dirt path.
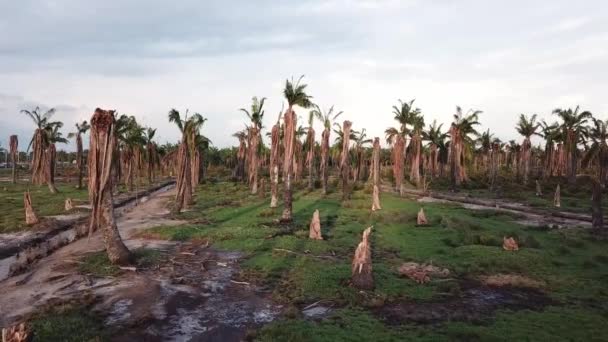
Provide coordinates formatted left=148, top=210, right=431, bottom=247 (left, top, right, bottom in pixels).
left=0, top=188, right=182, bottom=325
left=0, top=188, right=283, bottom=341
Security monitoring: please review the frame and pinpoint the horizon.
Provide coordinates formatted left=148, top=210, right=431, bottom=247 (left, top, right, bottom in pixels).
left=1, top=0, right=607, bottom=151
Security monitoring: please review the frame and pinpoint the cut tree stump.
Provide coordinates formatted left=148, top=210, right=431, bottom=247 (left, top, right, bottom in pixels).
left=65, top=198, right=74, bottom=211
left=417, top=208, right=428, bottom=226
left=309, top=209, right=323, bottom=240
left=503, top=237, right=519, bottom=251
left=351, top=226, right=374, bottom=290
left=24, top=192, right=39, bottom=225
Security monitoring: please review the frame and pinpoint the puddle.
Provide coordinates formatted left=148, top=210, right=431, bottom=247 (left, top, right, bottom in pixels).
left=376, top=282, right=554, bottom=325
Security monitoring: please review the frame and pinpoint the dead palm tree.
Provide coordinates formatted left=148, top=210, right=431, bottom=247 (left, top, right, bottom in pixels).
left=515, top=114, right=540, bottom=185
left=281, top=75, right=313, bottom=222
left=169, top=109, right=206, bottom=212
left=22, top=106, right=60, bottom=191
left=353, top=128, right=372, bottom=182
left=582, top=118, right=608, bottom=187
left=88, top=108, right=131, bottom=265
left=313, top=104, right=343, bottom=194
left=449, top=106, right=481, bottom=189
left=540, top=121, right=561, bottom=178
left=422, top=120, right=448, bottom=178
left=553, top=106, right=592, bottom=184
left=386, top=99, right=420, bottom=190
left=68, top=121, right=91, bottom=189
left=9, top=135, right=18, bottom=184
left=143, top=128, right=159, bottom=185
left=240, top=96, right=266, bottom=194
left=408, top=111, right=425, bottom=186
left=305, top=110, right=316, bottom=190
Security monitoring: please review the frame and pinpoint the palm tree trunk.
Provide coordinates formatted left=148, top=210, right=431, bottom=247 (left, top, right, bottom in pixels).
left=321, top=128, right=330, bottom=194
left=46, top=144, right=58, bottom=193
left=89, top=108, right=131, bottom=265
left=341, top=121, right=352, bottom=200
left=270, top=123, right=280, bottom=208
left=174, top=135, right=192, bottom=213
left=307, top=127, right=315, bottom=190
left=409, top=133, right=421, bottom=186
left=393, top=135, right=405, bottom=191
left=248, top=127, right=260, bottom=194
left=10, top=135, right=18, bottom=184
left=522, top=138, right=531, bottom=186
left=281, top=108, right=296, bottom=222
left=76, top=133, right=84, bottom=189
left=31, top=129, right=46, bottom=185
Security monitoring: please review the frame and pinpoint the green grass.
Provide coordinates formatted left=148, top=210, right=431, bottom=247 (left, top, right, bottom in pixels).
left=429, top=173, right=608, bottom=216
left=79, top=248, right=166, bottom=277
left=139, top=181, right=608, bottom=340
left=0, top=182, right=89, bottom=233
left=29, top=304, right=106, bottom=342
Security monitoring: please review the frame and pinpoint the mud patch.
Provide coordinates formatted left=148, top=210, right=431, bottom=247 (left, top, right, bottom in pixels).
left=376, top=282, right=554, bottom=325
left=107, top=244, right=283, bottom=341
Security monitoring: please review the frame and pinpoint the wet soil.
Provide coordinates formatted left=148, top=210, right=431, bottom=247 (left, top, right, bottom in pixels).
left=107, top=244, right=282, bottom=341
left=376, top=281, right=555, bottom=325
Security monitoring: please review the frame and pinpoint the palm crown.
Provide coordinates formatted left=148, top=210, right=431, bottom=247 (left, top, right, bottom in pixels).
left=240, top=96, right=266, bottom=129
left=284, top=75, right=313, bottom=109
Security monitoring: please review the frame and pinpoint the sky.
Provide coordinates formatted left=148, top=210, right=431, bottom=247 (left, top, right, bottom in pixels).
left=1, top=0, right=607, bottom=151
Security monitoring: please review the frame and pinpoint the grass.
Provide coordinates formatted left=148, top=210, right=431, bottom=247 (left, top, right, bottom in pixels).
left=428, top=173, right=608, bottom=216
left=28, top=299, right=107, bottom=342
left=136, top=180, right=608, bottom=340
left=0, top=182, right=89, bottom=233
left=79, top=248, right=166, bottom=277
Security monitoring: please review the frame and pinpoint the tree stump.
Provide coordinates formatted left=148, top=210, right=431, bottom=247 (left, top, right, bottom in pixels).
left=535, top=180, right=542, bottom=196
left=371, top=185, right=381, bottom=211
left=65, top=198, right=74, bottom=211
left=554, top=184, right=561, bottom=207
left=417, top=208, right=428, bottom=226
left=24, top=192, right=39, bottom=225
left=1, top=322, right=29, bottom=342
left=503, top=237, right=519, bottom=251
left=351, top=227, right=374, bottom=290
left=309, top=209, right=323, bottom=240
left=259, top=178, right=266, bottom=199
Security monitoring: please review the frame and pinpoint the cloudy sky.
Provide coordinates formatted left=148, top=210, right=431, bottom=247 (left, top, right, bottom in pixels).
left=1, top=0, right=607, bottom=151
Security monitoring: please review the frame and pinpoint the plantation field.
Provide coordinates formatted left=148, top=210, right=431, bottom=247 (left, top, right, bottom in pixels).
left=31, top=181, right=608, bottom=341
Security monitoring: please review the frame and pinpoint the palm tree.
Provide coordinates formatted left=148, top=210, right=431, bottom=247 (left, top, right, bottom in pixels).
left=68, top=121, right=91, bottom=189
left=281, top=75, right=313, bottom=222
left=168, top=109, right=206, bottom=212
left=583, top=118, right=608, bottom=187
left=553, top=106, right=592, bottom=184
left=304, top=110, right=316, bottom=190
left=539, top=121, right=561, bottom=178
left=88, top=108, right=131, bottom=265
left=386, top=99, right=420, bottom=190
left=22, top=106, right=62, bottom=192
left=313, top=104, right=343, bottom=194
left=476, top=129, right=493, bottom=173
left=353, top=128, right=373, bottom=182
left=269, top=109, right=282, bottom=207
left=422, top=120, right=448, bottom=178
left=9, top=135, right=18, bottom=184
left=515, top=114, right=540, bottom=185
left=408, top=111, right=425, bottom=186
left=143, top=128, right=158, bottom=185
left=232, top=130, right=248, bottom=181
left=449, top=106, right=481, bottom=188
left=240, top=97, right=266, bottom=194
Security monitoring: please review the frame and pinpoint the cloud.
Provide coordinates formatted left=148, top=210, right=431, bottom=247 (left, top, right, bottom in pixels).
left=0, top=0, right=607, bottom=151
